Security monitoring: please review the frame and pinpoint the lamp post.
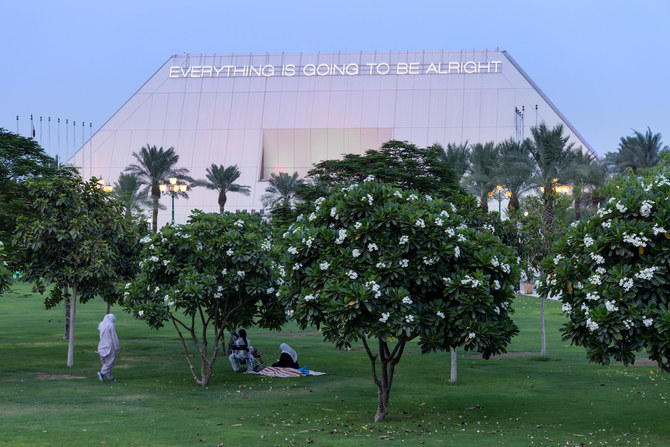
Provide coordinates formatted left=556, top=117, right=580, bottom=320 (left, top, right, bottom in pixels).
left=96, top=178, right=113, bottom=193
left=159, top=177, right=188, bottom=224
left=489, top=185, right=511, bottom=219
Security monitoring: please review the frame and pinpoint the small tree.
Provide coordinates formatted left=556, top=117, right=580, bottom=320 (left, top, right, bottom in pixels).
left=13, top=173, right=134, bottom=367
left=194, top=164, right=250, bottom=213
left=279, top=179, right=519, bottom=421
left=539, top=170, right=670, bottom=370
left=124, top=211, right=283, bottom=386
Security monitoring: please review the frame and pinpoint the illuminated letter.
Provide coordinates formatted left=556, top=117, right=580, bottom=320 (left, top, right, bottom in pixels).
left=180, top=67, right=192, bottom=77
left=397, top=63, right=408, bottom=75
left=426, top=63, right=437, bottom=74
left=201, top=66, right=213, bottom=77
left=262, top=65, right=275, bottom=77
left=377, top=63, right=390, bottom=75
left=316, top=64, right=330, bottom=76
left=346, top=63, right=358, bottom=75
left=191, top=66, right=202, bottom=78
left=283, top=64, right=296, bottom=76
left=491, top=61, right=502, bottom=72
left=169, top=66, right=180, bottom=78
left=365, top=63, right=376, bottom=74
left=448, top=62, right=460, bottom=73
left=409, top=62, right=420, bottom=74
left=478, top=62, right=491, bottom=72
left=304, top=64, right=316, bottom=76
left=213, top=66, right=225, bottom=77
left=463, top=62, right=477, bottom=74
left=233, top=66, right=246, bottom=76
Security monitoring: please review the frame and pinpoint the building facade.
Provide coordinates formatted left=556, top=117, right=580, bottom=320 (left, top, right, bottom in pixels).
left=71, top=50, right=595, bottom=226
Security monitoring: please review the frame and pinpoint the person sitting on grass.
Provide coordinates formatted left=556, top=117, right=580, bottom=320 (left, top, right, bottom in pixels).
left=272, top=343, right=299, bottom=369
left=96, top=314, right=120, bottom=382
left=229, top=329, right=254, bottom=373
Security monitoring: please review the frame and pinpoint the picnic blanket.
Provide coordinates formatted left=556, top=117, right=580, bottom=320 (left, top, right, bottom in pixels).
left=246, top=366, right=326, bottom=378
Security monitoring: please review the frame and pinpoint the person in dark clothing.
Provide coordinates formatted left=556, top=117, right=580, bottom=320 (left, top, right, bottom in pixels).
left=272, top=343, right=299, bottom=368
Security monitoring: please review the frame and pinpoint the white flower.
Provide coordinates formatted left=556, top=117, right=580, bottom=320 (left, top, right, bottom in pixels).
left=623, top=319, right=633, bottom=329
left=623, top=232, right=649, bottom=248
left=352, top=249, right=361, bottom=258
left=640, top=200, right=653, bottom=217
left=150, top=256, right=159, bottom=263
left=415, top=218, right=426, bottom=228
left=319, top=261, right=330, bottom=270
left=393, top=191, right=403, bottom=199
left=491, top=256, right=500, bottom=267
left=237, top=271, right=245, bottom=278
left=601, top=220, right=612, bottom=229
left=561, top=302, right=572, bottom=313
left=286, top=309, right=294, bottom=318
left=401, top=296, right=413, bottom=305
left=590, top=253, right=605, bottom=265
left=493, top=280, right=501, bottom=290
left=226, top=248, right=234, bottom=256
left=404, top=315, right=415, bottom=323
left=364, top=175, right=375, bottom=183
left=376, top=262, right=386, bottom=268
left=468, top=332, right=476, bottom=340
left=454, top=246, right=461, bottom=258
left=363, top=194, right=374, bottom=205
left=635, top=266, right=659, bottom=280
left=445, top=228, right=455, bottom=237
left=304, top=237, right=314, bottom=248
left=163, top=259, right=170, bottom=266
left=266, top=287, right=275, bottom=294
left=457, top=234, right=466, bottom=243
left=440, top=210, right=450, bottom=218
left=288, top=246, right=298, bottom=255
left=379, top=312, right=390, bottom=323
left=642, top=317, right=654, bottom=327
left=589, top=274, right=602, bottom=286
left=616, top=202, right=628, bottom=213
left=221, top=268, right=227, bottom=275
left=399, top=235, right=409, bottom=245
left=304, top=294, right=316, bottom=302
left=436, top=311, right=445, bottom=319
left=138, top=310, right=144, bottom=317
left=168, top=301, right=175, bottom=307
left=461, top=275, right=480, bottom=288
left=308, top=212, right=317, bottom=222
left=330, top=207, right=338, bottom=219
left=425, top=195, right=433, bottom=201
left=619, top=277, right=634, bottom=292
left=368, top=243, right=379, bottom=251
left=494, top=306, right=501, bottom=314
left=583, top=236, right=594, bottom=248
left=399, top=259, right=409, bottom=268
left=125, top=282, right=131, bottom=289
left=346, top=270, right=358, bottom=280
left=585, top=292, right=599, bottom=301
left=435, top=217, right=444, bottom=227
left=653, top=224, right=667, bottom=235
left=365, top=281, right=382, bottom=298
left=442, top=277, right=452, bottom=285
left=234, top=219, right=244, bottom=228
left=501, top=263, right=511, bottom=274
left=586, top=318, right=599, bottom=332
left=354, top=221, right=362, bottom=229
left=581, top=303, right=590, bottom=312
left=407, top=194, right=418, bottom=201
left=595, top=267, right=606, bottom=275
left=605, top=300, right=619, bottom=312
left=335, top=229, right=347, bottom=244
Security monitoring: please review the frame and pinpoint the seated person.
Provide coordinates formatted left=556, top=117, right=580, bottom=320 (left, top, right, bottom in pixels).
left=272, top=343, right=299, bottom=369
left=229, top=329, right=254, bottom=372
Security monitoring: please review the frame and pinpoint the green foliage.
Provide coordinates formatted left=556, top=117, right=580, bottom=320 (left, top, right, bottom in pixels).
left=194, top=164, right=250, bottom=213
left=604, top=127, right=669, bottom=174
left=539, top=170, right=670, bottom=369
left=261, top=171, right=305, bottom=209
left=462, top=141, right=500, bottom=211
left=0, top=128, right=58, bottom=254
left=0, top=241, right=11, bottom=294
left=123, top=211, right=283, bottom=385
left=279, top=179, right=519, bottom=420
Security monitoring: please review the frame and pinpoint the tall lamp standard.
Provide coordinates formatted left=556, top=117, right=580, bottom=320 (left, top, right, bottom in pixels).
left=159, top=177, right=188, bottom=224
left=488, top=185, right=511, bottom=219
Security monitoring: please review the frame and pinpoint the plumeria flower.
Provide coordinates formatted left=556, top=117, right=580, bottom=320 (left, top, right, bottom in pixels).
left=352, top=249, right=361, bottom=258
left=138, top=310, right=144, bottom=317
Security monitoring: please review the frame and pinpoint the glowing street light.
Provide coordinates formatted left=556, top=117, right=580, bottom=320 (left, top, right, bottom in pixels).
left=159, top=177, right=188, bottom=223
left=488, top=185, right=510, bottom=219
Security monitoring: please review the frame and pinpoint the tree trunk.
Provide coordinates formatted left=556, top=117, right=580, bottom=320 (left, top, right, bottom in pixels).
left=152, top=196, right=159, bottom=233
left=218, top=192, right=227, bottom=214
left=480, top=195, right=489, bottom=213
left=362, top=337, right=406, bottom=422
left=67, top=283, right=77, bottom=367
left=540, top=295, right=546, bottom=359
left=63, top=284, right=70, bottom=340
left=450, top=346, right=458, bottom=384
left=508, top=194, right=520, bottom=211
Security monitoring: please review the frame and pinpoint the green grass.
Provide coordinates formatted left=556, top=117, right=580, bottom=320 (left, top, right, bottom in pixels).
left=1, top=282, right=668, bottom=446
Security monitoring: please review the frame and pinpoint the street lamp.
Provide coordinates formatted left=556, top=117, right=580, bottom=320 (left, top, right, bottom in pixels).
left=96, top=178, right=113, bottom=193
left=488, top=185, right=510, bottom=219
left=159, top=177, right=188, bottom=224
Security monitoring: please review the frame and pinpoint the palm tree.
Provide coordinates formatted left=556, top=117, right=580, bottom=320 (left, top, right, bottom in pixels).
left=194, top=164, right=250, bottom=213
left=261, top=172, right=304, bottom=209
left=496, top=138, right=535, bottom=211
left=439, top=141, right=470, bottom=183
left=462, top=142, right=500, bottom=213
left=527, top=124, right=577, bottom=236
left=604, top=127, right=668, bottom=174
left=124, top=145, right=191, bottom=232
left=568, top=151, right=606, bottom=220
left=112, top=173, right=158, bottom=219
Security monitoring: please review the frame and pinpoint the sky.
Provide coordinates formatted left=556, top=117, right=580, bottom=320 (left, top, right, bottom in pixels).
left=1, top=0, right=668, bottom=159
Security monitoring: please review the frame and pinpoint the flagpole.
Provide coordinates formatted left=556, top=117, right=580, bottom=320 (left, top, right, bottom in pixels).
left=48, top=117, right=51, bottom=163
left=89, top=123, right=93, bottom=180
left=30, top=114, right=34, bottom=139
left=40, top=116, right=43, bottom=146
left=65, top=119, right=69, bottom=165
left=16, top=116, right=18, bottom=134
left=58, top=118, right=61, bottom=167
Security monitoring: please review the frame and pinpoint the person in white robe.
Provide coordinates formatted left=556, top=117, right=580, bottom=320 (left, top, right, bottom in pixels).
left=97, top=313, right=120, bottom=382
left=229, top=329, right=254, bottom=372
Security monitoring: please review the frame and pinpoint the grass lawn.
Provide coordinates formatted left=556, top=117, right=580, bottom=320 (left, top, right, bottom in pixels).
left=1, top=282, right=668, bottom=446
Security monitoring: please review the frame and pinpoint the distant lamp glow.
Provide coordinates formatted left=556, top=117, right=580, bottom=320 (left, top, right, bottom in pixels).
left=523, top=211, right=529, bottom=217
left=159, top=184, right=167, bottom=193
left=169, top=177, right=177, bottom=185
left=103, top=185, right=113, bottom=193
left=505, top=190, right=512, bottom=198
left=159, top=178, right=188, bottom=224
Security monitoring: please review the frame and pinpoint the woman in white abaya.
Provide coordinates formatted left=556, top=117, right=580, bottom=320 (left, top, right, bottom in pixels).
left=97, top=314, right=120, bottom=382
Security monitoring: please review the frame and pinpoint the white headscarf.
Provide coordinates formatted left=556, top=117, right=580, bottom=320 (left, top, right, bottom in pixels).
left=98, top=313, right=116, bottom=332
left=280, top=343, right=297, bottom=363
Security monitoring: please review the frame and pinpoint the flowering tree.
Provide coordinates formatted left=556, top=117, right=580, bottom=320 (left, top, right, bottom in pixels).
left=123, top=211, right=283, bottom=386
left=279, top=179, right=519, bottom=421
left=0, top=241, right=11, bottom=295
left=539, top=171, right=670, bottom=370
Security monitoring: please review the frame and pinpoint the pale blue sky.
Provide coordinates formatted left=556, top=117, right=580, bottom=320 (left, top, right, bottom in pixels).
left=1, top=0, right=668, bottom=159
